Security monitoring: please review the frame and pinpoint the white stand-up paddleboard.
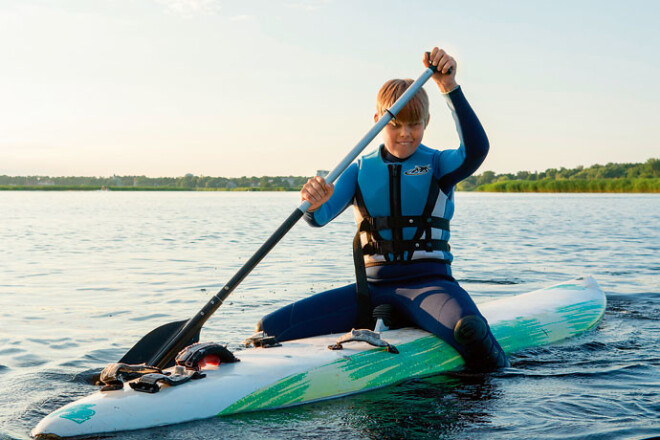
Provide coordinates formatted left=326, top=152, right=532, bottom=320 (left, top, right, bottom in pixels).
left=32, top=276, right=606, bottom=439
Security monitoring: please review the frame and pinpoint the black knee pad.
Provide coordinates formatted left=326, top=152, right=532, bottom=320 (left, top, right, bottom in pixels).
left=454, top=315, right=509, bottom=371
left=453, top=315, right=488, bottom=345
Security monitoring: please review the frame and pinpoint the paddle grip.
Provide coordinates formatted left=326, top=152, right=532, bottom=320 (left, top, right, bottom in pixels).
left=425, top=51, right=453, bottom=75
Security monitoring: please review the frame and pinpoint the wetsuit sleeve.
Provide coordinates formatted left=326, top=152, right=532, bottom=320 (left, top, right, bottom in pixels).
left=303, top=163, right=358, bottom=227
left=433, top=86, right=489, bottom=188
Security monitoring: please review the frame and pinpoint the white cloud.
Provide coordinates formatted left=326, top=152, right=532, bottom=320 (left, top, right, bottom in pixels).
left=285, top=0, right=331, bottom=12
left=230, top=14, right=252, bottom=21
left=154, top=0, right=222, bottom=18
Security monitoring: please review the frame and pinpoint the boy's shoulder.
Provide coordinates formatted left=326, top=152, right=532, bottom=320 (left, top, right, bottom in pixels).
left=417, top=144, right=437, bottom=154
left=418, top=143, right=447, bottom=158
left=357, top=146, right=383, bottom=164
left=420, top=143, right=460, bottom=158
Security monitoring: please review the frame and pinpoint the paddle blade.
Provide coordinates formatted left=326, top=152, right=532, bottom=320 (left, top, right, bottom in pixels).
left=119, top=320, right=200, bottom=367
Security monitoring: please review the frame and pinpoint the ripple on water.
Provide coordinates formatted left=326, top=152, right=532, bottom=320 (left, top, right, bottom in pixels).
left=58, top=359, right=91, bottom=369
left=22, top=316, right=46, bottom=321
left=83, top=348, right=123, bottom=364
left=26, top=337, right=72, bottom=345
left=129, top=313, right=169, bottom=321
left=49, top=342, right=79, bottom=350
left=90, top=309, right=130, bottom=318
left=457, top=278, right=523, bottom=285
left=0, top=348, right=24, bottom=356
left=12, top=354, right=48, bottom=368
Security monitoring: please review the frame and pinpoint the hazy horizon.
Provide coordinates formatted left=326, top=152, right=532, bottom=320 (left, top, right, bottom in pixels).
left=1, top=156, right=659, bottom=179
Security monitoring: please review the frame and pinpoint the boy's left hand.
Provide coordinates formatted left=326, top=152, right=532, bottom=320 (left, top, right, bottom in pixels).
left=423, top=47, right=459, bottom=93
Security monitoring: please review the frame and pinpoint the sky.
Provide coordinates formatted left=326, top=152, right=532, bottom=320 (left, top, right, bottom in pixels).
left=0, top=0, right=658, bottom=178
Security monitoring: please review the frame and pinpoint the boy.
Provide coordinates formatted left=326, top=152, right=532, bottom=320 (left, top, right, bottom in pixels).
left=257, top=47, right=508, bottom=372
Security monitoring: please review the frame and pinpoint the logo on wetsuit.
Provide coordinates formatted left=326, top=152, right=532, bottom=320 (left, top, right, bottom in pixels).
left=403, top=165, right=431, bottom=176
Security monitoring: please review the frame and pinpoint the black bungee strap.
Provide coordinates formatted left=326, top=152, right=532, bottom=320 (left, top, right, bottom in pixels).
left=129, top=370, right=205, bottom=394
left=362, top=239, right=450, bottom=256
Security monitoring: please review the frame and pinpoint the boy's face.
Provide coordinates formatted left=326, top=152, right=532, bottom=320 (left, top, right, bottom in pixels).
left=375, top=114, right=428, bottom=159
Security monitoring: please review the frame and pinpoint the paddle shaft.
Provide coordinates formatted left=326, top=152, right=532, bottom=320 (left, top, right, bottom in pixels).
left=148, top=65, right=439, bottom=368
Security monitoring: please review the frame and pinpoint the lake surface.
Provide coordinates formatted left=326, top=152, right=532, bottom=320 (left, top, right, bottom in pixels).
left=1, top=192, right=659, bottom=440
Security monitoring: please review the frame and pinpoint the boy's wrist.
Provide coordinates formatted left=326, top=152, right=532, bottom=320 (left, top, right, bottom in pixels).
left=435, top=80, right=460, bottom=94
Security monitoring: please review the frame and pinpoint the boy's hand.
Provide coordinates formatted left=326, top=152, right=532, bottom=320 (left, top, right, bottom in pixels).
left=301, top=176, right=334, bottom=212
left=423, top=47, right=459, bottom=93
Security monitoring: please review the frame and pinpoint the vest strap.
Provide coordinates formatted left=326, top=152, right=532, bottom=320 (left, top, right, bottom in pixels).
left=362, top=239, right=450, bottom=256
left=353, top=232, right=373, bottom=329
left=359, top=216, right=449, bottom=232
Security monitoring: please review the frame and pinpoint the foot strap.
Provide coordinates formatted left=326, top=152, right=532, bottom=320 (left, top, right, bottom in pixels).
left=328, top=329, right=399, bottom=354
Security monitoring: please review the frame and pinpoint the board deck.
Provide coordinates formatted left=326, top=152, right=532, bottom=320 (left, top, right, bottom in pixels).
left=32, top=276, right=606, bottom=438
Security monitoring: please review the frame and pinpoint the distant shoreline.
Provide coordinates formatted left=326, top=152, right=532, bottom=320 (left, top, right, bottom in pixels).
left=2, top=178, right=659, bottom=193
left=2, top=158, right=658, bottom=193
left=0, top=185, right=298, bottom=192
left=474, top=177, right=660, bottom=193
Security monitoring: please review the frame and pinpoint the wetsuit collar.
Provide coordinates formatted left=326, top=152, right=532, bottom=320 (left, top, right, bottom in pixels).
left=380, top=145, right=410, bottom=163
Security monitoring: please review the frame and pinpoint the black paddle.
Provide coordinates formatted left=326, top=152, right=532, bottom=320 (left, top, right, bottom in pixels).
left=120, top=60, right=442, bottom=369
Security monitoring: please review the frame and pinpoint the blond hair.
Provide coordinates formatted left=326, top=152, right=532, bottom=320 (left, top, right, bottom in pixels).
left=376, top=79, right=429, bottom=124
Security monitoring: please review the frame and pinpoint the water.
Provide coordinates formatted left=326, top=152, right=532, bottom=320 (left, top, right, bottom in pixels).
left=1, top=192, right=659, bottom=440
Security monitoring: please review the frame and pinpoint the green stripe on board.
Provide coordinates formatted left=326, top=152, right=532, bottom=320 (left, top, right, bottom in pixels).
left=219, top=335, right=462, bottom=415
left=219, top=297, right=605, bottom=416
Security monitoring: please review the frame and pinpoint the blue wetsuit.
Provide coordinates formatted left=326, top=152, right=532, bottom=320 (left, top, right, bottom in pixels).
left=259, top=86, right=507, bottom=371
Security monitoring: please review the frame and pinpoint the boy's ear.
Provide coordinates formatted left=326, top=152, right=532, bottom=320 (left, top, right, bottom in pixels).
left=374, top=113, right=380, bottom=123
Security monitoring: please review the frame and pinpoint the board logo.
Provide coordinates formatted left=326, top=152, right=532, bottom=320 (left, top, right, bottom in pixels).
left=404, top=165, right=431, bottom=176
left=53, top=403, right=97, bottom=424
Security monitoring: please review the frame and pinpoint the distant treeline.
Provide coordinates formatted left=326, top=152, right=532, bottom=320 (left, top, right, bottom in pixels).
left=0, top=174, right=308, bottom=191
left=0, top=185, right=292, bottom=191
left=477, top=178, right=660, bottom=193
left=457, top=158, right=660, bottom=193
left=2, top=159, right=659, bottom=193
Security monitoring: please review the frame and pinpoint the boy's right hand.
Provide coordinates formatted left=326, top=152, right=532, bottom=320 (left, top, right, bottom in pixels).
left=424, top=47, right=458, bottom=94
left=301, top=176, right=334, bottom=212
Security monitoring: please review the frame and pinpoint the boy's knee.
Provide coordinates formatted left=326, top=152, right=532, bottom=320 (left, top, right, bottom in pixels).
left=453, top=315, right=509, bottom=371
left=453, top=315, right=487, bottom=344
